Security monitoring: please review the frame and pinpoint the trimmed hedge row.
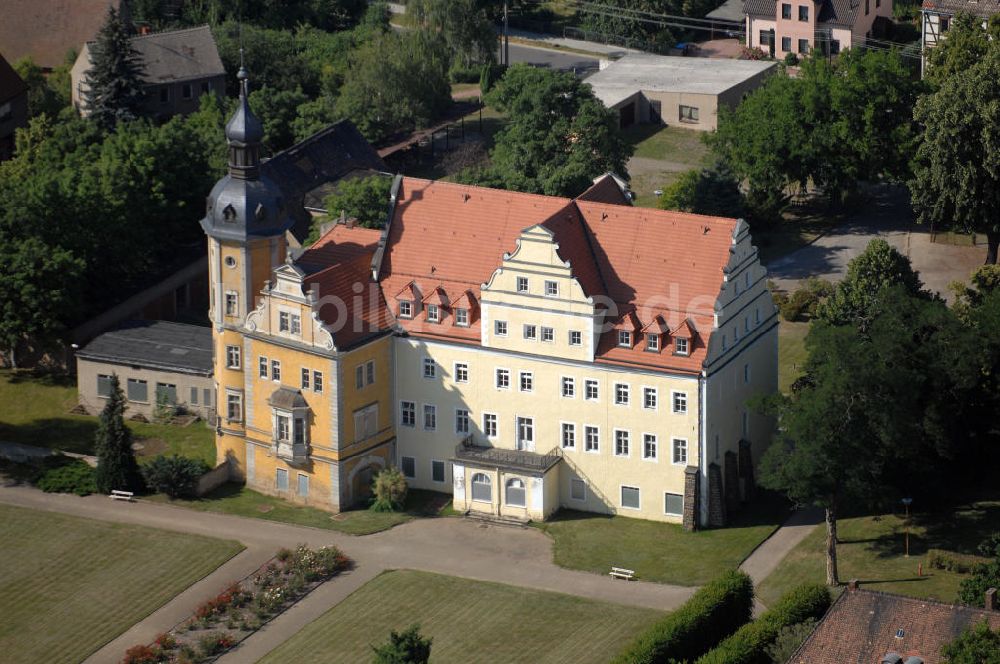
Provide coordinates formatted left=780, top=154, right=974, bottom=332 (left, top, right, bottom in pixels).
left=694, top=583, right=831, bottom=664
left=611, top=570, right=754, bottom=664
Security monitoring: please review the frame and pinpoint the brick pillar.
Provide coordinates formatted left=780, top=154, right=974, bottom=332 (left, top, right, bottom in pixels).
left=739, top=439, right=756, bottom=502
left=683, top=465, right=700, bottom=531
left=724, top=450, right=740, bottom=516
left=707, top=463, right=726, bottom=527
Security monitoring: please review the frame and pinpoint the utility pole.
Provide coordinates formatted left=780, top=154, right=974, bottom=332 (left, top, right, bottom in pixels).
left=503, top=1, right=510, bottom=67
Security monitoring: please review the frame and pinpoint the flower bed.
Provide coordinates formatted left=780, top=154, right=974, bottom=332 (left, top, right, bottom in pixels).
left=121, top=545, right=350, bottom=663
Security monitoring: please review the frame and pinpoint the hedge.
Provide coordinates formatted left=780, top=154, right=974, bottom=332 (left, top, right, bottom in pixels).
left=694, top=583, right=831, bottom=664
left=611, top=570, right=754, bottom=664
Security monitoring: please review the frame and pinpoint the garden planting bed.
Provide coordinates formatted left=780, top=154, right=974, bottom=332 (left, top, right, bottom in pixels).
left=122, top=544, right=351, bottom=664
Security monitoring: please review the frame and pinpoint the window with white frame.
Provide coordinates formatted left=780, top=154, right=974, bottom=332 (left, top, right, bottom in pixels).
left=516, top=416, right=534, bottom=450
left=643, top=434, right=658, bottom=460
left=423, top=357, right=436, bottom=378
left=519, top=371, right=533, bottom=392
left=561, top=376, right=575, bottom=398
left=569, top=330, right=582, bottom=346
left=398, top=300, right=413, bottom=318
left=276, top=468, right=288, bottom=491
left=271, top=360, right=281, bottom=381
left=523, top=324, right=537, bottom=341
left=313, top=371, right=323, bottom=393
left=401, top=456, right=416, bottom=479
left=665, top=492, right=684, bottom=516
left=298, top=473, right=309, bottom=497
left=541, top=326, right=554, bottom=342
left=615, top=383, right=630, bottom=406
left=432, top=460, right=446, bottom=483
left=585, top=426, right=600, bottom=452
left=643, top=387, right=657, bottom=410
left=483, top=412, right=497, bottom=438
left=647, top=333, right=660, bottom=352
left=353, top=403, right=378, bottom=442
left=226, top=391, right=243, bottom=422
left=471, top=473, right=492, bottom=502
left=400, top=401, right=416, bottom=427
left=673, top=391, right=688, bottom=414
left=279, top=311, right=290, bottom=332
left=455, top=362, right=469, bottom=383
left=672, top=438, right=688, bottom=465
left=516, top=276, right=529, bottom=293
left=562, top=422, right=576, bottom=449
left=618, top=330, right=632, bottom=348
left=366, top=360, right=375, bottom=385
left=571, top=478, right=586, bottom=501
left=301, top=368, right=310, bottom=390
left=585, top=379, right=599, bottom=401
left=615, top=430, right=630, bottom=457
left=259, top=356, right=268, bottom=378
left=544, top=280, right=558, bottom=296
left=455, top=409, right=470, bottom=434
left=226, top=345, right=241, bottom=369
left=494, top=320, right=508, bottom=336
left=495, top=368, right=510, bottom=389
left=127, top=378, right=148, bottom=402
left=455, top=308, right=469, bottom=326
left=225, top=291, right=238, bottom=316
left=675, top=337, right=689, bottom=355
left=505, top=478, right=526, bottom=507
left=423, top=404, right=436, bottom=430
left=621, top=485, right=641, bottom=510
left=97, top=374, right=112, bottom=398
left=426, top=304, right=440, bottom=323
left=355, top=365, right=365, bottom=389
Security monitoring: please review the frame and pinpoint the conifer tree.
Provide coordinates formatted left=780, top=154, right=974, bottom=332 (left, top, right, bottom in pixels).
left=94, top=374, right=143, bottom=493
left=84, top=7, right=145, bottom=129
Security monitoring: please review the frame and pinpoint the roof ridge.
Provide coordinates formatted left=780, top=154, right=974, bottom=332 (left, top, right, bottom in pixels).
left=401, top=176, right=574, bottom=205
left=130, top=24, right=213, bottom=41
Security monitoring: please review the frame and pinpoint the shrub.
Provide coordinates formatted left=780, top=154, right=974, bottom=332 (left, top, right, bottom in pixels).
left=695, top=583, right=830, bottom=664
left=480, top=63, right=503, bottom=94
left=929, top=549, right=976, bottom=574
left=372, top=624, right=432, bottom=664
left=783, top=52, right=799, bottom=66
left=764, top=618, right=817, bottom=664
left=370, top=467, right=408, bottom=512
left=197, top=632, right=236, bottom=657
left=449, top=63, right=482, bottom=83
left=121, top=644, right=160, bottom=664
left=611, top=570, right=754, bottom=664
left=779, top=288, right=818, bottom=322
left=141, top=455, right=210, bottom=498
left=154, top=633, right=176, bottom=650
left=36, top=459, right=97, bottom=496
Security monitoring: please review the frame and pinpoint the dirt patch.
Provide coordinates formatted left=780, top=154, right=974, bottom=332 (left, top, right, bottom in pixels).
left=134, top=437, right=167, bottom=457
left=257, top=505, right=274, bottom=514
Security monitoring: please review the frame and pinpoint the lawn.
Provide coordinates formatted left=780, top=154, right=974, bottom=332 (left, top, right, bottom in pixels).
left=259, top=570, right=661, bottom=664
left=534, top=493, right=790, bottom=586
left=0, top=370, right=216, bottom=466
left=0, top=503, right=243, bottom=664
left=756, top=497, right=1000, bottom=607
left=623, top=125, right=713, bottom=208
left=148, top=483, right=453, bottom=536
left=778, top=319, right=810, bottom=394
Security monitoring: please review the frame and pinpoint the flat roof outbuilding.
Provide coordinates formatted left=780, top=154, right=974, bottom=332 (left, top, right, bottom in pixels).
left=75, top=320, right=213, bottom=375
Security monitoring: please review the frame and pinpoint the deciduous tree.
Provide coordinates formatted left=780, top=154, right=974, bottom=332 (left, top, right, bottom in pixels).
left=941, top=621, right=1000, bottom=664
left=308, top=174, right=393, bottom=243
left=408, top=0, right=497, bottom=68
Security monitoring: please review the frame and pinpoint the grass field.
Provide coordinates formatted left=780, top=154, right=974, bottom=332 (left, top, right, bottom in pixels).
left=0, top=370, right=216, bottom=466
left=535, top=494, right=790, bottom=586
left=148, top=483, right=453, bottom=536
left=623, top=125, right=713, bottom=209
left=756, top=497, right=1000, bottom=607
left=259, top=570, right=661, bottom=664
left=778, top=319, right=810, bottom=394
left=0, top=504, right=243, bottom=664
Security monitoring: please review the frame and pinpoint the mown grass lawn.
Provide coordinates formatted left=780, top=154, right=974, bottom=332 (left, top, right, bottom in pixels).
left=534, top=493, right=790, bottom=586
left=0, top=370, right=216, bottom=466
left=778, top=319, right=810, bottom=394
left=259, top=570, right=661, bottom=664
left=0, top=504, right=243, bottom=664
left=148, top=483, right=453, bottom=536
left=623, top=125, right=713, bottom=209
left=756, top=497, right=1000, bottom=607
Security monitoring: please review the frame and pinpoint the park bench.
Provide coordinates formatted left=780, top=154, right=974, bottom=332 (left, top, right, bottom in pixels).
left=109, top=490, right=134, bottom=502
left=609, top=566, right=635, bottom=581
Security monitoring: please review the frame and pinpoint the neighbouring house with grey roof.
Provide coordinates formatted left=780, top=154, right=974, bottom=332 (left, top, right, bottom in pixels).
left=585, top=54, right=776, bottom=131
left=920, top=0, right=1000, bottom=74
left=76, top=320, right=215, bottom=421
left=743, top=0, right=893, bottom=58
left=70, top=24, right=225, bottom=121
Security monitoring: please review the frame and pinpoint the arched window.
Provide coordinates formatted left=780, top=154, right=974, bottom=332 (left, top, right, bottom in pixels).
left=471, top=472, right=492, bottom=503
left=505, top=478, right=526, bottom=507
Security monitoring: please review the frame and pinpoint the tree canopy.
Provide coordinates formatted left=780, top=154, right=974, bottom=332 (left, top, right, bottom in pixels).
left=308, top=174, right=393, bottom=243
left=924, top=12, right=1000, bottom=87
left=84, top=7, right=146, bottom=129
left=940, top=621, right=1000, bottom=664
left=407, top=0, right=497, bottom=68
left=371, top=624, right=431, bottom=664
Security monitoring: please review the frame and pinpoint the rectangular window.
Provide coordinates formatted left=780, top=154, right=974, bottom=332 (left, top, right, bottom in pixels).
left=159, top=87, right=169, bottom=104
left=562, top=422, right=576, bottom=449
left=365, top=360, right=375, bottom=385
left=781, top=36, right=792, bottom=51
left=276, top=468, right=288, bottom=491
left=259, top=356, right=268, bottom=378
left=97, top=374, right=112, bottom=398
left=356, top=365, right=365, bottom=389
left=617, top=330, right=632, bottom=348
left=455, top=308, right=469, bottom=326
left=569, top=330, right=582, bottom=346
left=798, top=38, right=809, bottom=54
left=423, top=404, right=436, bottom=430
left=494, top=320, right=508, bottom=336
left=399, top=301, right=413, bottom=318
left=276, top=414, right=291, bottom=442
left=744, top=363, right=751, bottom=384
left=561, top=376, right=575, bottom=398
left=156, top=382, right=177, bottom=404
left=279, top=311, right=290, bottom=332
left=523, top=324, right=537, bottom=341
left=190, top=387, right=199, bottom=405
left=226, top=392, right=242, bottom=421
left=226, top=345, right=241, bottom=369
left=571, top=478, right=586, bottom=501
left=201, top=81, right=210, bottom=94
left=297, top=473, right=309, bottom=497
left=426, top=303, right=440, bottom=323
left=781, top=2, right=791, bottom=18
left=585, top=426, right=600, bottom=452
left=643, top=387, right=657, bottom=410
left=423, top=358, right=436, bottom=379
left=401, top=401, right=416, bottom=427
left=517, top=416, right=534, bottom=450
left=495, top=368, right=510, bottom=389
left=646, top=333, right=659, bottom=352
left=615, top=430, right=630, bottom=457
left=673, top=392, right=688, bottom=414
left=182, top=83, right=192, bottom=99
left=271, top=360, right=281, bottom=381
left=127, top=378, right=148, bottom=402
left=301, top=368, right=311, bottom=390
left=519, top=371, right=533, bottom=392
left=665, top=492, right=684, bottom=516
left=615, top=383, right=630, bottom=406
left=585, top=379, right=599, bottom=401
left=455, top=362, right=469, bottom=383
left=401, top=456, right=416, bottom=479
left=545, top=280, right=558, bottom=296
left=675, top=337, right=689, bottom=355
left=679, top=105, right=699, bottom=123
left=455, top=409, right=470, bottom=434
left=759, top=29, right=772, bottom=47
left=313, top=371, right=323, bottom=393
left=673, top=438, right=688, bottom=465
left=291, top=314, right=301, bottom=335
left=203, top=388, right=211, bottom=406
left=516, top=276, right=529, bottom=293
left=541, top=326, right=554, bottom=343
left=644, top=434, right=658, bottom=460
left=798, top=4, right=808, bottom=20
left=864, top=0, right=869, bottom=14
left=621, top=486, right=641, bottom=510
left=432, top=460, right=446, bottom=483
left=483, top=413, right=497, bottom=438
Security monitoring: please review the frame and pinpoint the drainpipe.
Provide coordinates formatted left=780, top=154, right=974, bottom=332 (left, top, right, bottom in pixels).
left=699, top=370, right=708, bottom=527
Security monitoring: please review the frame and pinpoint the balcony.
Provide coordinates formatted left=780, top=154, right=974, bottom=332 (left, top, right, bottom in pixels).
left=453, top=436, right=562, bottom=474
left=275, top=440, right=310, bottom=465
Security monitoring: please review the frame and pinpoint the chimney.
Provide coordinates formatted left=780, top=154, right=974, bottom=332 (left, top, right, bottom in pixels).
left=986, top=587, right=998, bottom=611
left=847, top=579, right=859, bottom=591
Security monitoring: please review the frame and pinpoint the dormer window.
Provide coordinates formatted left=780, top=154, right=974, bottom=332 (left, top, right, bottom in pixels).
left=675, top=337, right=689, bottom=356
left=399, top=301, right=413, bottom=319
left=646, top=333, right=660, bottom=352
left=517, top=276, right=529, bottom=293
left=455, top=308, right=469, bottom=326
left=618, top=330, right=632, bottom=348
left=222, top=204, right=237, bottom=223
left=279, top=311, right=301, bottom=335
left=427, top=304, right=440, bottom=323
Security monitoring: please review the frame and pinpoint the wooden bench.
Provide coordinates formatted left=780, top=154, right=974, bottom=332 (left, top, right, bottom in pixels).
left=109, top=490, right=134, bottom=502
left=609, top=566, right=635, bottom=581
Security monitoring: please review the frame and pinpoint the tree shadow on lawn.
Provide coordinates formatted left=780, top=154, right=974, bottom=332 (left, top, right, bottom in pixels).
left=0, top=417, right=98, bottom=455
left=5, top=370, right=75, bottom=389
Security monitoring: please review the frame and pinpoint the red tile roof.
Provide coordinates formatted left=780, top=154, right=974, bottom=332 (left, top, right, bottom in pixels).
left=792, top=587, right=1000, bottom=664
